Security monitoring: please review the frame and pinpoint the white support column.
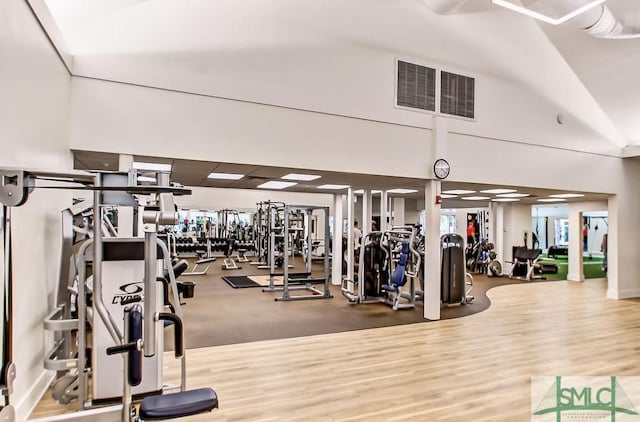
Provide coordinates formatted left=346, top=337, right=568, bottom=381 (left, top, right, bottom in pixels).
left=393, top=197, right=405, bottom=227
left=346, top=188, right=355, bottom=283
left=363, top=189, right=372, bottom=238
left=380, top=191, right=388, bottom=231
left=424, top=180, right=441, bottom=321
left=567, top=209, right=584, bottom=282
left=118, top=154, right=134, bottom=171
left=607, top=195, right=619, bottom=298
left=495, top=204, right=505, bottom=266
left=331, top=194, right=344, bottom=285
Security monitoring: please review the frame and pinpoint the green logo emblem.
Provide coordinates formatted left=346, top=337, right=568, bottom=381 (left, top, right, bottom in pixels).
left=534, top=376, right=639, bottom=421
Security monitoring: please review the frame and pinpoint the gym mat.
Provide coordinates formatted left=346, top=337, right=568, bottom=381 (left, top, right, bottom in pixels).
left=224, top=274, right=320, bottom=288
left=222, top=276, right=261, bottom=289
left=174, top=259, right=576, bottom=349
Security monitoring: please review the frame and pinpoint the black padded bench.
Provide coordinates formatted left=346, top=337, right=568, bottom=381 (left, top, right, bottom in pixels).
left=140, top=388, right=218, bottom=420
left=548, top=246, right=568, bottom=258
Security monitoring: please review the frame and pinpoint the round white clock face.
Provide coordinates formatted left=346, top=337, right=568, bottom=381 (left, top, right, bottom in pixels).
left=434, top=159, right=450, bottom=180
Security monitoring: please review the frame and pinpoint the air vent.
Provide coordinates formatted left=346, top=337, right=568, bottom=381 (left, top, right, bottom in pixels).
left=440, top=71, right=475, bottom=119
left=396, top=60, right=436, bottom=112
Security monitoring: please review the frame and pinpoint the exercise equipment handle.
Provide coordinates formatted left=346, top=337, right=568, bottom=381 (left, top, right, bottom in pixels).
left=106, top=340, right=141, bottom=356
left=157, top=313, right=184, bottom=358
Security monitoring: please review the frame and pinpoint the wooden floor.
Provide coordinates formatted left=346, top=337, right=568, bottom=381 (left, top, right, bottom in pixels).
left=31, top=278, right=640, bottom=421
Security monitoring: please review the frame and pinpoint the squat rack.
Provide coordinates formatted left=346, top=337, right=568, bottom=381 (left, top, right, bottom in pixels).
left=264, top=205, right=332, bottom=301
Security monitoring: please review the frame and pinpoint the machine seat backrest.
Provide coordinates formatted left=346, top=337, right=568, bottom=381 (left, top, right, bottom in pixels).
left=163, top=259, right=189, bottom=281
left=390, top=242, right=409, bottom=287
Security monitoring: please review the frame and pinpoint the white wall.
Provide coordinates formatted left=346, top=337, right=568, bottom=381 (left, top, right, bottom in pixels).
left=503, top=204, right=533, bottom=261
left=69, top=78, right=433, bottom=178
left=59, top=0, right=621, bottom=154
left=0, top=0, right=72, bottom=418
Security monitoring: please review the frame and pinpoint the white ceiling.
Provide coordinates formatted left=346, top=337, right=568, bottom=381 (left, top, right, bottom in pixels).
left=36, top=0, right=640, bottom=154
left=73, top=150, right=610, bottom=206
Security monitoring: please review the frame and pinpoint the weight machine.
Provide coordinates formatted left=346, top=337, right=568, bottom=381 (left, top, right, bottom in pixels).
left=263, top=205, right=332, bottom=301
left=341, top=226, right=421, bottom=310
left=1, top=167, right=217, bottom=422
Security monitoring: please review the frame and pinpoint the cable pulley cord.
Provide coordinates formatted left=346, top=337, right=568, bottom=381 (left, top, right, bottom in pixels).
left=1, top=206, right=13, bottom=406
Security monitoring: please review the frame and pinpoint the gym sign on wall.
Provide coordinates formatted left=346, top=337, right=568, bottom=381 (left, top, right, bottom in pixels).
left=112, top=282, right=144, bottom=306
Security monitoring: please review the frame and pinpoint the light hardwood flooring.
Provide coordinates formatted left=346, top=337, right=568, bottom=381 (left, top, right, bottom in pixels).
left=31, top=278, right=640, bottom=421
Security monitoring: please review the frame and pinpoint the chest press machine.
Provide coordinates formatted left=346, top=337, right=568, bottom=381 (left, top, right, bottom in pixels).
left=0, top=168, right=217, bottom=422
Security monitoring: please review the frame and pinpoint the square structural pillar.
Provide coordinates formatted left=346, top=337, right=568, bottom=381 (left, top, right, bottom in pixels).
left=424, top=180, right=441, bottom=321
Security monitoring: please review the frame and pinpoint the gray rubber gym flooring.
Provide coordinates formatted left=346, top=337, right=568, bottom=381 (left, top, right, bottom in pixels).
left=171, top=258, right=559, bottom=349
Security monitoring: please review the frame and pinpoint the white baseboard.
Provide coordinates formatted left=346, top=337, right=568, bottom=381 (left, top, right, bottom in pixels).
left=607, top=288, right=640, bottom=299
left=17, top=370, right=54, bottom=421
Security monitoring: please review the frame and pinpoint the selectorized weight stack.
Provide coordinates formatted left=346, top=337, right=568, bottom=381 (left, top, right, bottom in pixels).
left=1, top=167, right=218, bottom=422
left=440, top=233, right=474, bottom=305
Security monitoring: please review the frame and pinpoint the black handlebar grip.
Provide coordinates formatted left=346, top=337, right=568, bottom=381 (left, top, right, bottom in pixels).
left=106, top=342, right=138, bottom=356
left=128, top=305, right=143, bottom=386
left=157, top=312, right=184, bottom=358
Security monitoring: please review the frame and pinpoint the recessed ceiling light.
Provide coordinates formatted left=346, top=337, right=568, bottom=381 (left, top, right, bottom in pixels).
left=491, top=0, right=606, bottom=26
left=354, top=189, right=383, bottom=194
left=387, top=188, right=418, bottom=194
left=317, top=184, right=350, bottom=190
left=462, top=196, right=490, bottom=201
left=281, top=173, right=321, bottom=181
left=481, top=188, right=517, bottom=194
left=257, top=181, right=297, bottom=190
left=492, top=198, right=520, bottom=202
left=549, top=193, right=585, bottom=198
left=440, top=194, right=457, bottom=199
left=208, top=172, right=244, bottom=180
left=133, top=161, right=172, bottom=172
left=497, top=193, right=530, bottom=198
left=442, top=189, right=476, bottom=195
left=137, top=176, right=156, bottom=182
left=538, top=198, right=567, bottom=203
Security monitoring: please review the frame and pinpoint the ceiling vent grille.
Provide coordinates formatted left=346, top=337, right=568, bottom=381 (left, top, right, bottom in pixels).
left=440, top=71, right=475, bottom=119
left=396, top=60, right=436, bottom=112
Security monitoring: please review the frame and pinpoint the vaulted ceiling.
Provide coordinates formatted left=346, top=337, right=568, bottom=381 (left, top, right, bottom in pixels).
left=34, top=0, right=640, bottom=153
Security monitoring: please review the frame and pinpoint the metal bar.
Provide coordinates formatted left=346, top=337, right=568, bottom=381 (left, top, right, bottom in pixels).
left=121, top=309, right=131, bottom=422
left=324, top=207, right=331, bottom=297
left=157, top=228, right=186, bottom=391
left=75, top=238, right=93, bottom=410
left=305, top=210, right=312, bottom=275
left=1, top=206, right=13, bottom=404
left=347, top=188, right=354, bottom=284
left=143, top=229, right=157, bottom=357
left=91, top=176, right=123, bottom=346
left=283, top=208, right=290, bottom=300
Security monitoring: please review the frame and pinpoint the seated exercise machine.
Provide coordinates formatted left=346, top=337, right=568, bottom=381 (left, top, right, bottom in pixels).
left=106, top=305, right=217, bottom=421
left=0, top=167, right=218, bottom=422
left=380, top=240, right=419, bottom=310
left=341, top=226, right=421, bottom=310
